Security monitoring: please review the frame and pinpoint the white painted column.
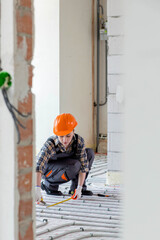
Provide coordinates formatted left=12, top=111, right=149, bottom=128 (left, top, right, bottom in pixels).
left=124, top=0, right=160, bottom=239
left=59, top=0, right=94, bottom=148
left=0, top=0, right=16, bottom=239
left=107, top=0, right=124, bottom=184
left=33, top=0, right=60, bottom=151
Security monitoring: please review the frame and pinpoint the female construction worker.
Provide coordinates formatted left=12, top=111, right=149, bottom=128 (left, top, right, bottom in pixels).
left=35, top=113, right=94, bottom=202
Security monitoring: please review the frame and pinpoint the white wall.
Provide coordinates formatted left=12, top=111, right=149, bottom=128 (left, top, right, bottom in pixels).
left=33, top=0, right=108, bottom=150
left=107, top=0, right=124, bottom=182
left=0, top=0, right=15, bottom=239
left=124, top=0, right=160, bottom=239
left=33, top=0, right=59, bottom=151
left=59, top=0, right=93, bottom=147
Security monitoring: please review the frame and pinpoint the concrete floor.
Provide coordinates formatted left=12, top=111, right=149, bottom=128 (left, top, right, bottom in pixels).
left=36, top=154, right=122, bottom=240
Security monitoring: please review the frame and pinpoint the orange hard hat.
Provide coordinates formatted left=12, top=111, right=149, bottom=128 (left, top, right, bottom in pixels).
left=53, top=113, right=78, bottom=136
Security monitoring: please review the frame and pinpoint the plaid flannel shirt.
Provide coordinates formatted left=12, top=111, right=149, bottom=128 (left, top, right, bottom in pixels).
left=36, top=134, right=89, bottom=174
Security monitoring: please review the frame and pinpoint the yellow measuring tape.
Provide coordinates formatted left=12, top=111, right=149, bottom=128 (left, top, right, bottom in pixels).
left=38, top=192, right=77, bottom=207
left=47, top=197, right=73, bottom=208
left=47, top=192, right=77, bottom=208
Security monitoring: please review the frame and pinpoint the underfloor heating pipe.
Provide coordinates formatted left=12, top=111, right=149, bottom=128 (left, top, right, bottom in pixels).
left=37, top=221, right=120, bottom=236
left=36, top=205, right=121, bottom=216
left=36, top=218, right=48, bottom=228
left=36, top=202, right=121, bottom=212
left=46, top=229, right=120, bottom=240
left=36, top=205, right=121, bottom=215
left=36, top=208, right=121, bottom=221
left=40, top=198, right=121, bottom=207
left=36, top=212, right=120, bottom=226
left=74, top=232, right=121, bottom=240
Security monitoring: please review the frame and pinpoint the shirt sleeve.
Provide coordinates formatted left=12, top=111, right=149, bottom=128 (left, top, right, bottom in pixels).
left=36, top=139, right=56, bottom=174
left=77, top=136, right=89, bottom=173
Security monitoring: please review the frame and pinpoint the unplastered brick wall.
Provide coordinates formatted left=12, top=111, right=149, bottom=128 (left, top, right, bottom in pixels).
left=107, top=0, right=124, bottom=184
left=16, top=0, right=34, bottom=239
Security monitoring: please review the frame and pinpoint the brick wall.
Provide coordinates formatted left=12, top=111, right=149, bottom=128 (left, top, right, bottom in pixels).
left=16, top=0, right=34, bottom=239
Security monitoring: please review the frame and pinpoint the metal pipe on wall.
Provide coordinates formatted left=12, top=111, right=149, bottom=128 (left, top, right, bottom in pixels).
left=96, top=0, right=108, bottom=152
left=99, top=40, right=108, bottom=106
left=96, top=0, right=100, bottom=152
left=92, top=0, right=95, bottom=149
left=94, top=39, right=108, bottom=108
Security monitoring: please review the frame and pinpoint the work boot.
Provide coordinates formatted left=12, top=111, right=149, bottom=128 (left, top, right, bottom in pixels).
left=68, top=189, right=75, bottom=195
left=41, top=182, right=63, bottom=196
left=68, top=189, right=93, bottom=196
left=82, top=189, right=93, bottom=196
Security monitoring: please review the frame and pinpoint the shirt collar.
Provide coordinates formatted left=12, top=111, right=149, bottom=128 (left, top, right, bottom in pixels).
left=68, top=133, right=76, bottom=147
left=54, top=133, right=76, bottom=147
left=54, top=136, right=60, bottom=146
